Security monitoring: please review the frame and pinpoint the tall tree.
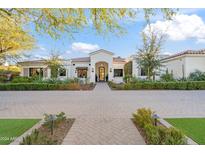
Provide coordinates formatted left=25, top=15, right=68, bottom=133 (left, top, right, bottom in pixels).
left=137, top=27, right=166, bottom=80
left=0, top=18, right=35, bottom=64
left=45, top=52, right=62, bottom=79
left=0, top=8, right=176, bottom=39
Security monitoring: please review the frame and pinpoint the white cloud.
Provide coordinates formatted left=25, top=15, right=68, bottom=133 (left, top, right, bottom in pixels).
left=65, top=50, right=72, bottom=54
left=38, top=46, right=46, bottom=51
left=162, top=51, right=172, bottom=55
left=196, top=39, right=205, bottom=44
left=71, top=42, right=100, bottom=53
left=144, top=14, right=205, bottom=43
left=31, top=54, right=49, bottom=60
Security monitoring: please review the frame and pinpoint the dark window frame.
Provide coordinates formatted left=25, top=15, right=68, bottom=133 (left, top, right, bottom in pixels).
left=140, top=68, right=146, bottom=76
left=114, top=69, right=123, bottom=77
left=59, top=68, right=67, bottom=77
left=29, top=68, right=43, bottom=77
left=77, top=68, right=88, bottom=78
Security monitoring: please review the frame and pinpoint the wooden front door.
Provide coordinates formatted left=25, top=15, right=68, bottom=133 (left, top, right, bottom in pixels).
left=99, top=67, right=105, bottom=81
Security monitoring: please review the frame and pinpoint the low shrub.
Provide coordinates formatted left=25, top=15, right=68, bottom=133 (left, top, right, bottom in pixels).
left=43, top=112, right=67, bottom=134
left=123, top=75, right=133, bottom=83
left=186, top=81, right=205, bottom=90
left=0, top=83, right=58, bottom=90
left=143, top=124, right=186, bottom=145
left=11, top=76, right=33, bottom=83
left=133, top=108, right=187, bottom=145
left=144, top=124, right=161, bottom=144
left=11, top=76, right=82, bottom=84
left=0, top=82, right=94, bottom=91
left=133, top=108, right=154, bottom=128
left=188, top=70, right=205, bottom=81
left=108, top=81, right=124, bottom=90
left=164, top=127, right=187, bottom=145
left=108, top=81, right=205, bottom=90
left=160, top=70, right=175, bottom=82
left=63, top=83, right=81, bottom=90
left=124, top=76, right=144, bottom=84
left=21, top=112, right=69, bottom=145
left=0, top=76, right=7, bottom=83
left=20, top=129, right=57, bottom=145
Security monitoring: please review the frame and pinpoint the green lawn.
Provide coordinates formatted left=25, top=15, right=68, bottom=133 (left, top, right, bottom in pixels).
left=165, top=118, right=205, bottom=145
left=0, top=119, right=40, bottom=145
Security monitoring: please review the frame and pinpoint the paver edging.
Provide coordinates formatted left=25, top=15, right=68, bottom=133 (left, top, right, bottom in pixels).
left=10, top=119, right=44, bottom=145
left=159, top=118, right=198, bottom=145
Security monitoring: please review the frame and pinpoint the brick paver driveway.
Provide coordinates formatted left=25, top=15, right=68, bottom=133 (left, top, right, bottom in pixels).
left=1, top=83, right=205, bottom=144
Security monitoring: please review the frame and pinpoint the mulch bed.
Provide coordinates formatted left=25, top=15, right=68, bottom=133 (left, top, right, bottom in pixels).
left=39, top=119, right=75, bottom=144
left=21, top=118, right=75, bottom=145
left=80, top=84, right=96, bottom=90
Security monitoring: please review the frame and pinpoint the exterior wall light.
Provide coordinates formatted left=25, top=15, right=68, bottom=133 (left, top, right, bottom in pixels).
left=48, top=114, right=57, bottom=135
left=110, top=68, right=112, bottom=72
left=152, top=114, right=160, bottom=126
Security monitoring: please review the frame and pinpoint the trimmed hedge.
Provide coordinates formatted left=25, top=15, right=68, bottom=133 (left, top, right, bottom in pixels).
left=133, top=108, right=187, bottom=145
left=0, top=83, right=58, bottom=90
left=11, top=76, right=33, bottom=83
left=108, top=81, right=205, bottom=90
left=0, top=83, right=94, bottom=91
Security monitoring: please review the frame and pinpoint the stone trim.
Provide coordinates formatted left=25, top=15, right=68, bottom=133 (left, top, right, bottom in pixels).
left=10, top=119, right=44, bottom=145
left=159, top=118, right=198, bottom=145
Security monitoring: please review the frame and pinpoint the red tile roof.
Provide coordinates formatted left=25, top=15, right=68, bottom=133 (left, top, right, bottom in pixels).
left=113, top=57, right=126, bottom=63
left=161, top=49, right=205, bottom=61
left=18, top=59, right=46, bottom=64
left=71, top=57, right=90, bottom=62
left=89, top=49, right=114, bottom=55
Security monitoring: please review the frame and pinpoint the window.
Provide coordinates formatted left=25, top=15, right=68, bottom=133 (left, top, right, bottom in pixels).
left=29, top=68, right=43, bottom=77
left=59, top=68, right=66, bottom=76
left=140, top=68, right=146, bottom=76
left=77, top=68, right=87, bottom=78
left=114, top=69, right=123, bottom=77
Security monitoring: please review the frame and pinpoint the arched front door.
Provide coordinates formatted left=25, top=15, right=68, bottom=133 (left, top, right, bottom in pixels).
left=99, top=66, right=105, bottom=81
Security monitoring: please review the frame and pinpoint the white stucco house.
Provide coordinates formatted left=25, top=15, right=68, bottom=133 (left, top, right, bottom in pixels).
left=161, top=49, right=205, bottom=79
left=18, top=49, right=205, bottom=83
left=18, top=49, right=127, bottom=83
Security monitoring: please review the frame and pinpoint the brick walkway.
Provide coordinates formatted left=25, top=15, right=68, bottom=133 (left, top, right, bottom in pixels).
left=1, top=83, right=205, bottom=144
left=62, top=83, right=145, bottom=144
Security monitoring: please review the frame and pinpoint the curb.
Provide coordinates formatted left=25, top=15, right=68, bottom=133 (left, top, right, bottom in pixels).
left=159, top=118, right=198, bottom=145
left=10, top=119, right=44, bottom=145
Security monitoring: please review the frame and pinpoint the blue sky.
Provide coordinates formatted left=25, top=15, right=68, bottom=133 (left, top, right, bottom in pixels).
left=24, top=8, right=205, bottom=60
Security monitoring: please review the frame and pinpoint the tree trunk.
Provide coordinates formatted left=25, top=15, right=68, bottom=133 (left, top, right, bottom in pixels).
left=147, top=67, right=151, bottom=80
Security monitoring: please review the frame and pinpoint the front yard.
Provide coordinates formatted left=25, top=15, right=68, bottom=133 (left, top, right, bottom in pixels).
left=0, top=112, right=74, bottom=145
left=165, top=118, right=205, bottom=145
left=0, top=119, right=40, bottom=145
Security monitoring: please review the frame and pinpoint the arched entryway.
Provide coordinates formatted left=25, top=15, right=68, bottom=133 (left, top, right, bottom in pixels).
left=95, top=62, right=108, bottom=82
